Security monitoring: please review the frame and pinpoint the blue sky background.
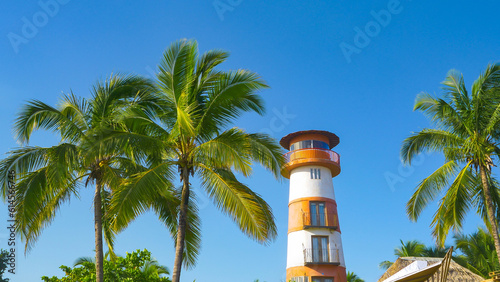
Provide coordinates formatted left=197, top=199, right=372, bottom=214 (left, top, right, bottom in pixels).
left=0, top=0, right=499, bottom=281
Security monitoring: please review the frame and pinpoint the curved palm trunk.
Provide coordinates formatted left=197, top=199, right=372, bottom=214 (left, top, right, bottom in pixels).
left=479, top=165, right=500, bottom=264
left=94, top=181, right=104, bottom=282
left=172, top=167, right=190, bottom=282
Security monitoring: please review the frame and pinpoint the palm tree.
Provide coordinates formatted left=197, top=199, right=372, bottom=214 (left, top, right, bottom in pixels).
left=395, top=239, right=426, bottom=257
left=401, top=64, right=500, bottom=263
left=347, top=271, right=364, bottom=282
left=140, top=260, right=170, bottom=280
left=0, top=75, right=158, bottom=282
left=379, top=239, right=466, bottom=270
left=421, top=245, right=449, bottom=257
left=455, top=227, right=500, bottom=277
left=110, top=39, right=284, bottom=282
left=379, top=240, right=426, bottom=269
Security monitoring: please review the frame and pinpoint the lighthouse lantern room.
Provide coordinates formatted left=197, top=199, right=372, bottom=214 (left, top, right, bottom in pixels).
left=281, top=130, right=346, bottom=282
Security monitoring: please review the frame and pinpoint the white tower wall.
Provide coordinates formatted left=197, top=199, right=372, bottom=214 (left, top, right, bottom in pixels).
left=289, top=165, right=336, bottom=202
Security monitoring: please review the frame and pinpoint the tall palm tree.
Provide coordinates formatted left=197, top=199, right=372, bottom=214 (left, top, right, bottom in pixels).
left=110, top=39, right=284, bottom=282
left=455, top=227, right=500, bottom=278
left=347, top=271, right=364, bottom=282
left=401, top=64, right=500, bottom=263
left=0, top=75, right=159, bottom=282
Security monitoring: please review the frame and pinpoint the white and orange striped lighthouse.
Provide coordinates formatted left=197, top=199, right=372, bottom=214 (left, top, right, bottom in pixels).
left=281, top=130, right=346, bottom=282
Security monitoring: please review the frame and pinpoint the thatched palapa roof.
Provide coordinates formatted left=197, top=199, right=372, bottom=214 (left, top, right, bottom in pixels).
left=378, top=257, right=484, bottom=282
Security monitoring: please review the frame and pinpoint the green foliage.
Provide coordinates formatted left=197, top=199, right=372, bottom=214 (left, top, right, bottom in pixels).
left=110, top=39, right=284, bottom=281
left=379, top=230, right=500, bottom=277
left=394, top=240, right=426, bottom=257
left=401, top=64, right=500, bottom=249
left=1, top=39, right=282, bottom=282
left=0, top=74, right=174, bottom=282
left=41, top=249, right=170, bottom=282
left=379, top=240, right=458, bottom=270
left=347, top=271, right=364, bottom=282
left=455, top=227, right=500, bottom=278
left=379, top=240, right=426, bottom=270
left=0, top=250, right=9, bottom=282
left=379, top=260, right=394, bottom=270
left=0, top=75, right=161, bottom=254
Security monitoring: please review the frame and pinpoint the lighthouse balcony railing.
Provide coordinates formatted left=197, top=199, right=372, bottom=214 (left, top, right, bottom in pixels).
left=283, top=148, right=340, bottom=164
left=301, top=212, right=338, bottom=230
left=303, top=248, right=341, bottom=265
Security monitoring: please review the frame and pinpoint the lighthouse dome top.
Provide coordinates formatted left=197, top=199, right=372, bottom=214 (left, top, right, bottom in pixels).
left=280, top=130, right=340, bottom=150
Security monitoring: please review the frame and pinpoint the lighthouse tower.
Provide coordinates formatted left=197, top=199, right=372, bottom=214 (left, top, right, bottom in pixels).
left=281, top=130, right=346, bottom=282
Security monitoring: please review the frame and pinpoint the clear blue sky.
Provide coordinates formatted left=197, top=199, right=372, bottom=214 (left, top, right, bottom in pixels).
left=1, top=0, right=499, bottom=281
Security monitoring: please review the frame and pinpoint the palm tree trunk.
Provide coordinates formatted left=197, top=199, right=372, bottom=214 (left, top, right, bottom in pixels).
left=172, top=167, right=190, bottom=282
left=94, top=181, right=104, bottom=282
left=479, top=165, right=500, bottom=264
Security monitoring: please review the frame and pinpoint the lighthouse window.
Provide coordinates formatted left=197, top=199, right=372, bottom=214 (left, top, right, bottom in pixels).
left=311, top=236, right=329, bottom=263
left=310, top=202, right=326, bottom=226
left=310, top=168, right=321, bottom=179
left=291, top=277, right=309, bottom=282
left=290, top=140, right=329, bottom=151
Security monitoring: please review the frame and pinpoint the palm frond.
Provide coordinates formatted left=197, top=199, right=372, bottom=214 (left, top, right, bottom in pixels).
left=193, top=128, right=254, bottom=176
left=401, top=129, right=463, bottom=164
left=15, top=167, right=81, bottom=253
left=0, top=146, right=49, bottom=197
left=14, top=99, right=85, bottom=144
left=407, top=160, right=459, bottom=221
left=89, top=74, right=155, bottom=126
left=198, top=165, right=277, bottom=244
left=246, top=132, right=284, bottom=179
left=157, top=39, right=198, bottom=106
left=74, top=256, right=95, bottom=266
left=152, top=188, right=201, bottom=269
left=196, top=70, right=269, bottom=139
left=414, top=92, right=470, bottom=135
left=102, top=189, right=117, bottom=260
left=431, top=162, right=474, bottom=246
left=111, top=163, right=175, bottom=231
left=441, top=69, right=469, bottom=113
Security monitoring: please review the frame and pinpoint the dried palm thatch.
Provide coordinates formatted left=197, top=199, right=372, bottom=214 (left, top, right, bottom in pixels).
left=378, top=257, right=484, bottom=282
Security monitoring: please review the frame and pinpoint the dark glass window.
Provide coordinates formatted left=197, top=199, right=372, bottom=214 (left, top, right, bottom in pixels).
left=310, top=202, right=326, bottom=226
left=313, top=140, right=329, bottom=149
left=311, top=236, right=329, bottom=263
left=290, top=140, right=329, bottom=151
left=310, top=168, right=321, bottom=179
